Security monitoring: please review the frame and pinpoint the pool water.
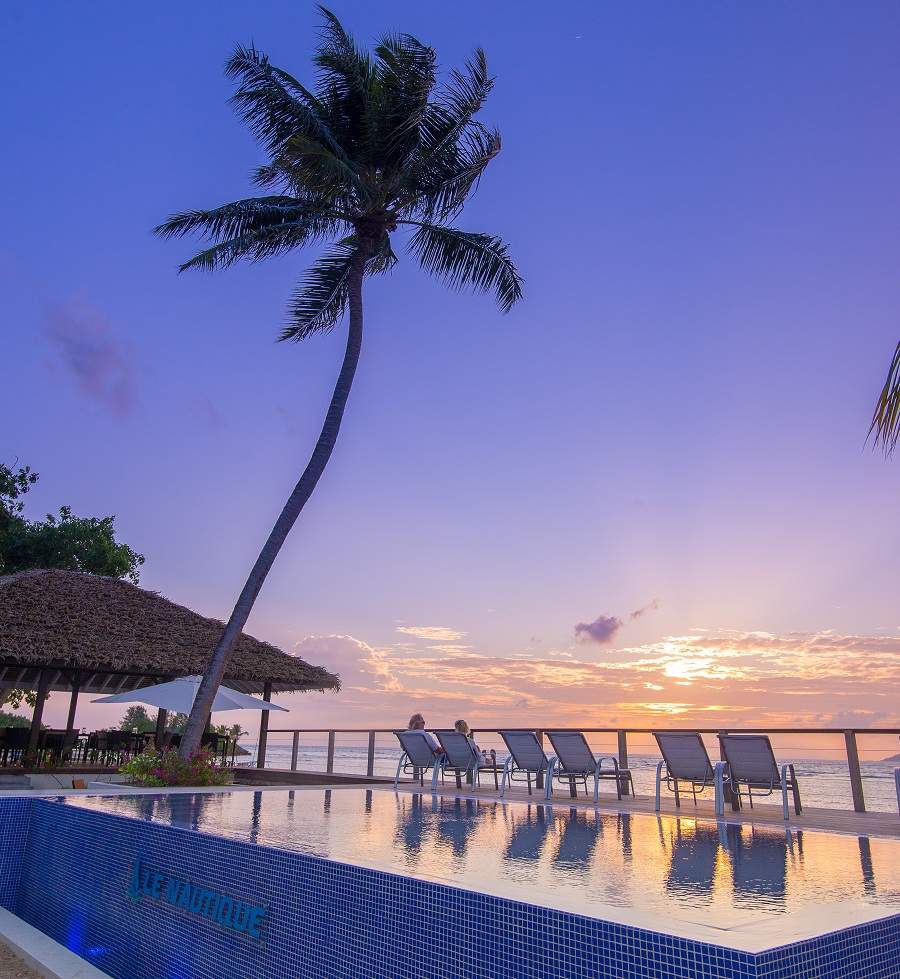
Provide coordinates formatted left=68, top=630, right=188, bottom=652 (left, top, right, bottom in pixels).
left=62, top=787, right=900, bottom=943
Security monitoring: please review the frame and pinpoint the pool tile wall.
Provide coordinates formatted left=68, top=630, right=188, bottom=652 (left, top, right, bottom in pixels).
left=0, top=798, right=29, bottom=909
left=0, top=798, right=897, bottom=979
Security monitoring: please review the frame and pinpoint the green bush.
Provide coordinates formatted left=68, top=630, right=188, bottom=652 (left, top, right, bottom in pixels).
left=119, top=748, right=229, bottom=787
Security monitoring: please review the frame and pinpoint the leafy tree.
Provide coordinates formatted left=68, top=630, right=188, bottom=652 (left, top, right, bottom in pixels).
left=870, top=340, right=900, bottom=456
left=166, top=713, right=245, bottom=738
left=156, top=7, right=522, bottom=757
left=0, top=463, right=38, bottom=533
left=0, top=465, right=144, bottom=582
left=118, top=706, right=157, bottom=733
left=0, top=710, right=32, bottom=728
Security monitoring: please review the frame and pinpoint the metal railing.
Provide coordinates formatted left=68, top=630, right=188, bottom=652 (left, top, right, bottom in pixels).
left=258, top=725, right=900, bottom=813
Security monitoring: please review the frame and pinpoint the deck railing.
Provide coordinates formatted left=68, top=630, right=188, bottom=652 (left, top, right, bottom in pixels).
left=258, top=725, right=900, bottom=813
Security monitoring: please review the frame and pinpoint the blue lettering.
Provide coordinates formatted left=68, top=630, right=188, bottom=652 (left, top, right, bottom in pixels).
left=126, top=859, right=266, bottom=940
left=128, top=857, right=143, bottom=900
left=216, top=897, right=233, bottom=928
left=141, top=866, right=154, bottom=896
left=178, top=883, right=192, bottom=910
left=231, top=902, right=250, bottom=932
left=246, top=907, right=265, bottom=939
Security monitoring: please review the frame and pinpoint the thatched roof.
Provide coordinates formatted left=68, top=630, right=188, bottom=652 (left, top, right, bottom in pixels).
left=0, top=569, right=340, bottom=696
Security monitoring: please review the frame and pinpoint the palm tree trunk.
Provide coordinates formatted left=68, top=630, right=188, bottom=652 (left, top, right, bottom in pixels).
left=179, top=241, right=372, bottom=760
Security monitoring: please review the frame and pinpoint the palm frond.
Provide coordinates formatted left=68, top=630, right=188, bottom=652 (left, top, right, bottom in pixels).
left=407, top=125, right=501, bottom=221
left=154, top=197, right=338, bottom=242
left=315, top=6, right=372, bottom=113
left=282, top=240, right=358, bottom=340
left=176, top=220, right=333, bottom=273
left=373, top=33, right=437, bottom=161
left=367, top=234, right=398, bottom=276
left=226, top=43, right=349, bottom=162
left=272, top=135, right=364, bottom=202
left=417, top=49, right=493, bottom=163
left=869, top=340, right=900, bottom=456
left=406, top=222, right=522, bottom=312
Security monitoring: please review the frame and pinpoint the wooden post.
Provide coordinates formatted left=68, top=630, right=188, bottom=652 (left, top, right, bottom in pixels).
left=26, top=670, right=50, bottom=762
left=366, top=730, right=376, bottom=777
left=617, top=730, right=630, bottom=796
left=291, top=731, right=300, bottom=771
left=154, top=708, right=168, bottom=748
left=844, top=730, right=866, bottom=813
left=326, top=731, right=336, bottom=774
left=256, top=681, right=272, bottom=769
left=65, top=674, right=81, bottom=735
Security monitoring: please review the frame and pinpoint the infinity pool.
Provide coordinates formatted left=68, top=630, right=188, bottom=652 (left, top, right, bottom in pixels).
left=62, top=787, right=900, bottom=947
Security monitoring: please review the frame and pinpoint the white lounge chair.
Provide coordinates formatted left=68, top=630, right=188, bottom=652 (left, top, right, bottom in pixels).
left=654, top=732, right=723, bottom=812
left=545, top=731, right=633, bottom=803
left=718, top=734, right=801, bottom=820
left=498, top=731, right=553, bottom=798
left=393, top=730, right=442, bottom=789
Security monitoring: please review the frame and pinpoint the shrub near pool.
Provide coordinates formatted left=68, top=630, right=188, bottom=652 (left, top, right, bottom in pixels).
left=119, top=748, right=229, bottom=787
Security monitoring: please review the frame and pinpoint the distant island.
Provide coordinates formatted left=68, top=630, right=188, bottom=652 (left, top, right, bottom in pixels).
left=882, top=753, right=900, bottom=763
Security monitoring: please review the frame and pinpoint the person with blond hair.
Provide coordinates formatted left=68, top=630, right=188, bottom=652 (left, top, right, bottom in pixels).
left=406, top=713, right=441, bottom=755
left=455, top=719, right=494, bottom=766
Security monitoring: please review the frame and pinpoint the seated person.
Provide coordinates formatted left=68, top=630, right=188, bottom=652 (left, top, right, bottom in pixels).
left=406, top=713, right=442, bottom=755
left=454, top=719, right=495, bottom=765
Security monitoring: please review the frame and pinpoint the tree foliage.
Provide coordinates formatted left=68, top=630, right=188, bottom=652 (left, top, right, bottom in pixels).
left=118, top=705, right=157, bottom=733
left=869, top=340, right=900, bottom=457
left=0, top=464, right=144, bottom=582
left=155, top=5, right=522, bottom=340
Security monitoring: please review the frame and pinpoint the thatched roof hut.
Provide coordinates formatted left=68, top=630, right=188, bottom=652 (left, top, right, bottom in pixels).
left=0, top=569, right=339, bottom=696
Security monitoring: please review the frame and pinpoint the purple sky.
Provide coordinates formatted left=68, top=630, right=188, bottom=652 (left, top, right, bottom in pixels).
left=3, top=2, right=899, bottom=745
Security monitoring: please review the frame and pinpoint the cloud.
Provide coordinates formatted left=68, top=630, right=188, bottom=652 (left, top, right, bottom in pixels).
left=574, top=615, right=623, bottom=645
left=44, top=301, right=137, bottom=415
left=396, top=625, right=466, bottom=642
left=280, top=627, right=900, bottom=741
left=293, top=634, right=402, bottom=694
left=575, top=599, right=659, bottom=645
left=629, top=598, right=660, bottom=620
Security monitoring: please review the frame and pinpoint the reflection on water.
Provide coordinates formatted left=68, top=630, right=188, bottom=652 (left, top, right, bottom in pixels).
left=61, top=790, right=900, bottom=926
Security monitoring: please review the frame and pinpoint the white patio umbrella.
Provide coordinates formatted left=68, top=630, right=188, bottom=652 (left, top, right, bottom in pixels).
left=92, top=675, right=289, bottom=713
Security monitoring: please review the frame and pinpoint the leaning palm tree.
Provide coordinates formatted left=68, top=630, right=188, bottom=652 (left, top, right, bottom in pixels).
left=156, top=7, right=522, bottom=758
left=869, top=340, right=900, bottom=456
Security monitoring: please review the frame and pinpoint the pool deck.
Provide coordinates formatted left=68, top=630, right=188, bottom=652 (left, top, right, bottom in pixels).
left=393, top=779, right=900, bottom=838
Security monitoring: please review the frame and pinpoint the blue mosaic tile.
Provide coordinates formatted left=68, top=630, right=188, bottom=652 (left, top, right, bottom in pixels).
left=0, top=797, right=896, bottom=978
left=0, top=797, right=29, bottom=910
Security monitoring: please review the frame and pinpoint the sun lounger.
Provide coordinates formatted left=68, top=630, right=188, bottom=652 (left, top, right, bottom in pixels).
left=718, top=734, right=801, bottom=820
left=545, top=731, right=633, bottom=803
left=653, top=732, right=722, bottom=812
left=394, top=730, right=442, bottom=789
left=433, top=731, right=498, bottom=789
left=498, top=731, right=552, bottom=798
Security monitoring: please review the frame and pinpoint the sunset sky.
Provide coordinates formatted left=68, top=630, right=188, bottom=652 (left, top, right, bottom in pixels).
left=3, top=2, right=899, bottom=750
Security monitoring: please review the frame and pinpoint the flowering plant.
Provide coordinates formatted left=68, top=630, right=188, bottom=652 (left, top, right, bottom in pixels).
left=120, top=748, right=229, bottom=787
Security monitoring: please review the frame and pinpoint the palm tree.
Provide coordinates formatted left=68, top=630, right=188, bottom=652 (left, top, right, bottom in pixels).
left=869, top=340, right=900, bottom=456
left=155, top=7, right=522, bottom=758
